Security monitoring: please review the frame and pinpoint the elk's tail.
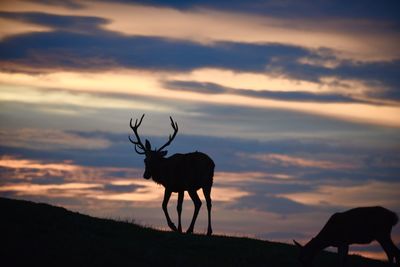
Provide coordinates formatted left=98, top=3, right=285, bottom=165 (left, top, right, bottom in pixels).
left=209, top=161, right=215, bottom=185
left=389, top=210, right=399, bottom=226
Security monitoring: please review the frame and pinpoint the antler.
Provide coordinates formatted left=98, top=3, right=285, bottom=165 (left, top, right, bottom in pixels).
left=129, top=114, right=146, bottom=154
left=157, top=116, right=178, bottom=152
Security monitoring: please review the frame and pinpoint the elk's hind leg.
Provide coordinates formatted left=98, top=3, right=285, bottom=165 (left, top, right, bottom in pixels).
left=177, top=191, right=184, bottom=233
left=186, top=190, right=202, bottom=234
left=202, top=186, right=212, bottom=236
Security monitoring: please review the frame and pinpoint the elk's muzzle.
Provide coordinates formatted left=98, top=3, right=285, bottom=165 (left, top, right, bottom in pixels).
left=143, top=170, right=151, bottom=179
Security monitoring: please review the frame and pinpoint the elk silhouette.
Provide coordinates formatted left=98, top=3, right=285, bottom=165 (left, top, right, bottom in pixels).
left=294, top=206, right=400, bottom=267
left=129, top=114, right=215, bottom=235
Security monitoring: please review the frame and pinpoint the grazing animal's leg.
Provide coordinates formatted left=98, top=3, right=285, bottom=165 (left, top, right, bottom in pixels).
left=378, top=237, right=400, bottom=264
left=162, top=189, right=177, bottom=232
left=338, top=245, right=349, bottom=267
left=186, top=190, right=202, bottom=234
left=177, top=191, right=184, bottom=233
left=202, top=186, right=212, bottom=236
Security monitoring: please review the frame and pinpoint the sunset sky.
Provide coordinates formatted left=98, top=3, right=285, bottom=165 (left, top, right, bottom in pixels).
left=1, top=0, right=399, bottom=260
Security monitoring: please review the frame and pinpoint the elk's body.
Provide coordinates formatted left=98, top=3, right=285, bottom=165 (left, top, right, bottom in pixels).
left=294, top=206, right=400, bottom=266
left=149, top=152, right=214, bottom=192
left=129, top=114, right=214, bottom=235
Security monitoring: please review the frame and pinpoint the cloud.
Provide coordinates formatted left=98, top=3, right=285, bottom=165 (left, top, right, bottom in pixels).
left=164, top=80, right=363, bottom=103
left=0, top=154, right=143, bottom=182
left=112, top=0, right=400, bottom=23
left=281, top=58, right=400, bottom=98
left=0, top=30, right=316, bottom=73
left=2, top=71, right=400, bottom=128
left=1, top=25, right=399, bottom=99
left=278, top=181, right=400, bottom=210
left=0, top=9, right=398, bottom=103
left=0, top=11, right=108, bottom=34
left=82, top=3, right=400, bottom=62
left=241, top=153, right=358, bottom=170
left=0, top=155, right=77, bottom=171
left=229, top=193, right=315, bottom=215
left=0, top=128, right=111, bottom=150
left=0, top=155, right=250, bottom=203
left=0, top=84, right=174, bottom=112
left=7, top=0, right=395, bottom=62
left=1, top=129, right=399, bottom=181
left=102, top=183, right=144, bottom=193
left=25, top=0, right=85, bottom=9
left=0, top=16, right=51, bottom=40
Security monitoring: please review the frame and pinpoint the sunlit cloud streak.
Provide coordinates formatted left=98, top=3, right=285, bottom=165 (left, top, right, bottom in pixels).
left=241, top=153, right=358, bottom=170
left=0, top=16, right=51, bottom=40
left=279, top=181, right=400, bottom=210
left=1, top=72, right=400, bottom=128
left=0, top=155, right=78, bottom=177
left=0, top=84, right=173, bottom=112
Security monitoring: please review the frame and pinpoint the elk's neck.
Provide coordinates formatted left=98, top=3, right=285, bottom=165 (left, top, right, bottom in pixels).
left=151, top=158, right=169, bottom=185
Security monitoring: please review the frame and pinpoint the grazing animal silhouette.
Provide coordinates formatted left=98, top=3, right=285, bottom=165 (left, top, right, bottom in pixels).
left=294, top=206, right=400, bottom=267
left=129, top=114, right=215, bottom=235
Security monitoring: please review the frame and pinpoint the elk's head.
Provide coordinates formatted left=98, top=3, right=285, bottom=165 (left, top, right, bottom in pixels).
left=129, top=114, right=178, bottom=180
left=293, top=240, right=314, bottom=267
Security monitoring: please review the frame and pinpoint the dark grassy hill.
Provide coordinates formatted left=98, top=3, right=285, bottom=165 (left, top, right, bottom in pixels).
left=1, top=197, right=388, bottom=267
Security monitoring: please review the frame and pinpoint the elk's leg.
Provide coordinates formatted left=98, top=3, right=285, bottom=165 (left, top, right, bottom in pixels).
left=202, top=186, right=212, bottom=236
left=186, top=190, right=202, bottom=234
left=177, top=191, right=184, bottom=233
left=338, top=244, right=349, bottom=267
left=378, top=237, right=400, bottom=264
left=162, top=189, right=177, bottom=232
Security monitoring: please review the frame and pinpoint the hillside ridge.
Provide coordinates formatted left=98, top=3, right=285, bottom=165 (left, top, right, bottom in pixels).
left=1, top=197, right=387, bottom=267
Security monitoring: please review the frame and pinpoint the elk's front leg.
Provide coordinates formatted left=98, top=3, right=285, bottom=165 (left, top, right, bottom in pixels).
left=378, top=237, right=400, bottom=264
left=162, top=189, right=177, bottom=232
left=338, top=244, right=349, bottom=267
left=177, top=191, right=184, bottom=233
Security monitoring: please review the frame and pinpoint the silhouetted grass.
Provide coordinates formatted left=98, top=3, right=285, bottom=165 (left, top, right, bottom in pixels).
left=1, top=197, right=388, bottom=266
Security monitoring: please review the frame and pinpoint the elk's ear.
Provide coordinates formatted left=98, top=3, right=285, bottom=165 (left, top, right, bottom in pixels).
left=145, top=139, right=151, bottom=150
left=293, top=240, right=303, bottom=248
left=160, top=150, right=168, bottom=157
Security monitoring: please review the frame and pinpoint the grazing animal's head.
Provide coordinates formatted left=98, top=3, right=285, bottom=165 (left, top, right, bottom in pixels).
left=294, top=240, right=314, bottom=267
left=129, top=114, right=178, bottom=180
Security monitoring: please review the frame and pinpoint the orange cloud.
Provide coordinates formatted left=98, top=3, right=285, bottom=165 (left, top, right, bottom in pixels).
left=0, top=155, right=142, bottom=183
left=0, top=17, right=52, bottom=40
left=0, top=155, right=78, bottom=171
left=0, top=183, right=103, bottom=197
